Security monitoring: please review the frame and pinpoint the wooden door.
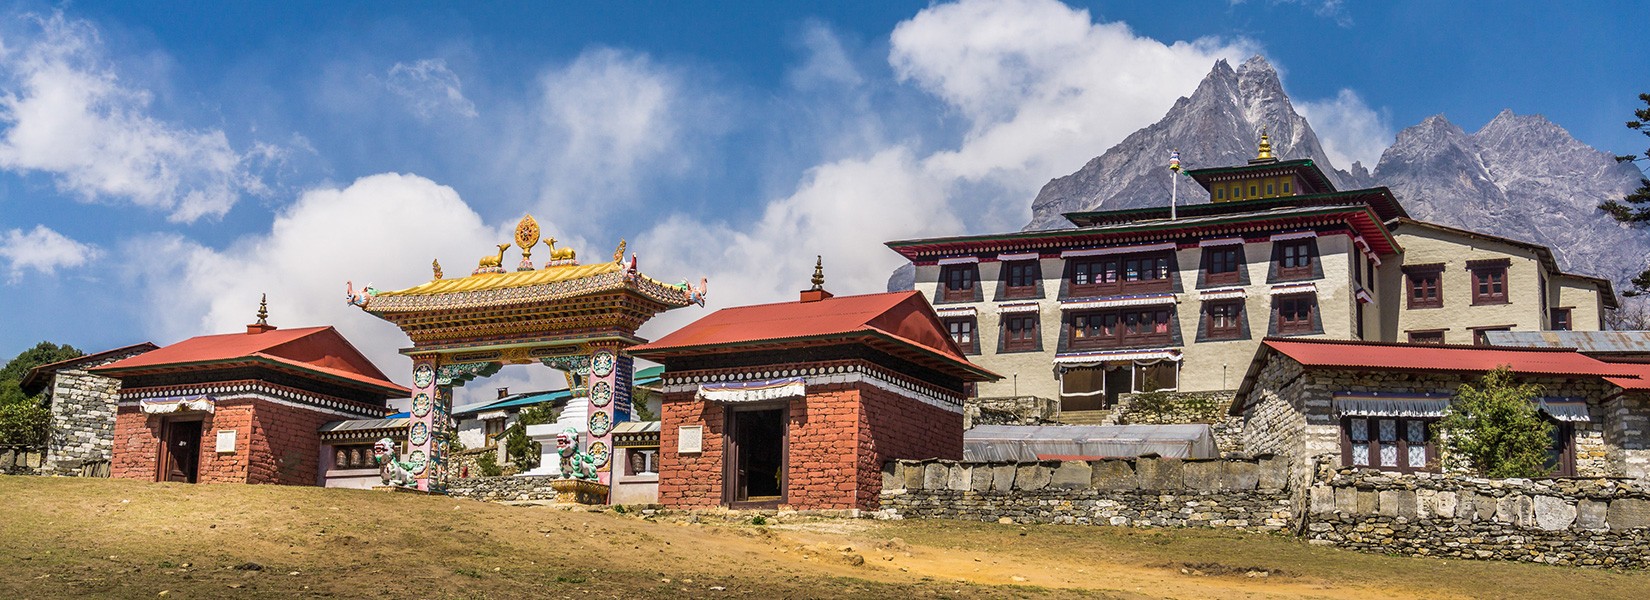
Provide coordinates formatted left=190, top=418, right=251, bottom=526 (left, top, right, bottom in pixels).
left=161, top=420, right=202, bottom=483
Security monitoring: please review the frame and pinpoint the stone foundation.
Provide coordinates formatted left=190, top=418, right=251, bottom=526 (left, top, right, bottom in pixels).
left=1114, top=389, right=1244, bottom=455
left=965, top=396, right=1058, bottom=428
left=0, top=445, right=44, bottom=474
left=447, top=475, right=567, bottom=502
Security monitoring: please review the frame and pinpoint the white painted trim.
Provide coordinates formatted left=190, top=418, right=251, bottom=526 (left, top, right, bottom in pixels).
left=1197, top=237, right=1245, bottom=247
left=1060, top=242, right=1177, bottom=258
left=996, top=252, right=1040, bottom=262
left=661, top=364, right=963, bottom=414
left=1198, top=287, right=1247, bottom=301
left=1270, top=231, right=1319, bottom=242
left=1269, top=282, right=1318, bottom=296
left=1054, top=349, right=1182, bottom=366
left=1061, top=294, right=1177, bottom=310
left=937, top=256, right=980, bottom=265
left=996, top=302, right=1041, bottom=314
left=934, top=306, right=978, bottom=317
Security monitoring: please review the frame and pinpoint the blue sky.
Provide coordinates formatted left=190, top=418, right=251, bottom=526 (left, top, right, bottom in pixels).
left=0, top=0, right=1640, bottom=398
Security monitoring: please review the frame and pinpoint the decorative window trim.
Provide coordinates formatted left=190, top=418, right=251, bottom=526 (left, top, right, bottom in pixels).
left=661, top=364, right=963, bottom=414
left=1054, top=348, right=1182, bottom=366
left=943, top=316, right=981, bottom=355
left=1198, top=237, right=1245, bottom=247
left=1270, top=231, right=1319, bottom=242
left=696, top=377, right=806, bottom=403
left=997, top=259, right=1044, bottom=301
left=937, top=263, right=983, bottom=304
left=998, top=313, right=1042, bottom=353
left=1198, top=287, right=1246, bottom=301
left=1406, top=329, right=1448, bottom=344
left=1061, top=293, right=1177, bottom=311
left=996, top=302, right=1041, bottom=314
left=1465, top=257, right=1512, bottom=269
left=1268, top=282, right=1317, bottom=295
left=1270, top=293, right=1322, bottom=336
left=1470, top=265, right=1510, bottom=306
left=937, top=256, right=980, bottom=265
left=997, top=252, right=1040, bottom=261
left=934, top=306, right=977, bottom=318
left=1341, top=415, right=1438, bottom=473
left=1197, top=300, right=1249, bottom=342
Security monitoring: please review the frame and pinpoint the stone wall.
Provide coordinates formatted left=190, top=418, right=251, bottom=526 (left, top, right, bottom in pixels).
left=1303, top=463, right=1650, bottom=567
left=1114, top=389, right=1244, bottom=455
left=964, top=396, right=1057, bottom=429
left=0, top=445, right=44, bottom=474
left=40, top=347, right=149, bottom=476
left=878, top=456, right=1295, bottom=531
left=447, top=475, right=565, bottom=502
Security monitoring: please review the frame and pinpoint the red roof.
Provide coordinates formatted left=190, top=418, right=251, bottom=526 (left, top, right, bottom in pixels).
left=94, top=326, right=407, bottom=398
left=631, top=291, right=998, bottom=382
left=20, top=342, right=158, bottom=396
left=1263, top=338, right=1641, bottom=377
left=1603, top=362, right=1650, bottom=391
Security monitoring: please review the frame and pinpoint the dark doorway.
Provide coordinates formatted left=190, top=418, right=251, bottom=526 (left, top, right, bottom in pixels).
left=1104, top=367, right=1133, bottom=408
left=160, top=420, right=202, bottom=483
left=725, top=407, right=786, bottom=507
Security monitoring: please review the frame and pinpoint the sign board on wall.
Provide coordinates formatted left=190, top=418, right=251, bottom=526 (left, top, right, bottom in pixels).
left=677, top=425, right=703, bottom=454
left=215, top=430, right=237, bottom=453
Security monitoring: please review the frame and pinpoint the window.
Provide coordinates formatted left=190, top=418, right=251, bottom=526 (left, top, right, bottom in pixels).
left=1406, top=270, right=1443, bottom=309
left=1003, top=261, right=1040, bottom=299
left=1343, top=417, right=1436, bottom=473
left=331, top=444, right=378, bottom=470
left=1265, top=183, right=1274, bottom=196
left=624, top=449, right=658, bottom=476
left=1205, top=302, right=1243, bottom=340
left=484, top=418, right=506, bottom=446
left=1408, top=330, right=1446, bottom=344
left=1281, top=181, right=1291, bottom=194
left=1471, top=266, right=1508, bottom=305
left=1069, top=252, right=1173, bottom=296
left=1071, top=308, right=1174, bottom=349
left=945, top=318, right=978, bottom=354
left=1249, top=185, right=1258, bottom=197
left=1551, top=308, right=1573, bottom=331
left=1276, top=240, right=1313, bottom=278
left=1472, top=326, right=1511, bottom=346
left=1133, top=362, right=1178, bottom=392
left=1203, top=247, right=1241, bottom=285
left=1216, top=188, right=1225, bottom=200
left=1276, top=295, right=1315, bottom=335
left=941, top=265, right=977, bottom=302
left=1545, top=419, right=1576, bottom=477
left=1002, top=315, right=1040, bottom=352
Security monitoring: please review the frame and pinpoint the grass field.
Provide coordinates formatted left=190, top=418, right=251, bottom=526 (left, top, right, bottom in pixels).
left=1, top=477, right=1645, bottom=599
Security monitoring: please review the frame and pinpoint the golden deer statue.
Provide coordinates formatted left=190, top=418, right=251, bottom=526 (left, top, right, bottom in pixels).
left=544, top=237, right=576, bottom=263
left=477, top=244, right=509, bottom=270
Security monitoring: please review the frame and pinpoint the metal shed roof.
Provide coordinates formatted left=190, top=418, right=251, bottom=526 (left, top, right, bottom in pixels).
left=963, top=424, right=1218, bottom=462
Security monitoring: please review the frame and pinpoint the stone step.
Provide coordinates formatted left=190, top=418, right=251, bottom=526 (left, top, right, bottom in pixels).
left=1054, top=410, right=1113, bottom=425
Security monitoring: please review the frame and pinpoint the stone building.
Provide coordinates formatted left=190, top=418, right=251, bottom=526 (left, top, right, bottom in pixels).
left=630, top=272, right=998, bottom=510
left=96, top=305, right=407, bottom=485
left=19, top=343, right=157, bottom=476
left=1230, top=338, right=1650, bottom=479
left=886, top=136, right=1615, bottom=417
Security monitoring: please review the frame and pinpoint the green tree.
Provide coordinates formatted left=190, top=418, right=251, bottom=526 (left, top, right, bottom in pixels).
left=0, top=341, right=83, bottom=445
left=1436, top=367, right=1554, bottom=478
left=1599, top=92, right=1650, bottom=296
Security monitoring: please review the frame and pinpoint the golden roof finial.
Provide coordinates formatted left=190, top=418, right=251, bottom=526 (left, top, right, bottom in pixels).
left=1256, top=127, right=1274, bottom=161
left=432, top=259, right=444, bottom=281
left=256, top=293, right=269, bottom=326
left=613, top=239, right=627, bottom=263
left=810, top=255, right=825, bottom=290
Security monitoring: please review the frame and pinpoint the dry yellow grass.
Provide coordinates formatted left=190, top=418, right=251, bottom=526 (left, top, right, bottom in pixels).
left=0, top=477, right=1644, bottom=599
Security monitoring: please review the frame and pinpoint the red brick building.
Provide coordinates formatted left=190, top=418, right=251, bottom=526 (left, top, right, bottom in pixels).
left=95, top=312, right=406, bottom=486
left=631, top=281, right=998, bottom=510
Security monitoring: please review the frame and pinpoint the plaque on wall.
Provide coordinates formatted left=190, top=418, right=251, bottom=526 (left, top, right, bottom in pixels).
left=677, top=425, right=703, bottom=454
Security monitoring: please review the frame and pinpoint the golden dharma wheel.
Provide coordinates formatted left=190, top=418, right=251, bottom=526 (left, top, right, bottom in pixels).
left=515, top=215, right=541, bottom=250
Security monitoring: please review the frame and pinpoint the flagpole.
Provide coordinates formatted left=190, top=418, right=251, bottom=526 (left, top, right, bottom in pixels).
left=1169, top=149, right=1181, bottom=221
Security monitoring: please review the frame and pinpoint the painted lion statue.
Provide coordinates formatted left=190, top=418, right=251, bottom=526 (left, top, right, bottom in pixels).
left=372, top=438, right=419, bottom=488
left=556, top=428, right=598, bottom=481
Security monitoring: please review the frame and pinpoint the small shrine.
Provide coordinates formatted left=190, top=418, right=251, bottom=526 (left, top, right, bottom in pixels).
left=350, top=215, right=704, bottom=494
left=630, top=259, right=998, bottom=510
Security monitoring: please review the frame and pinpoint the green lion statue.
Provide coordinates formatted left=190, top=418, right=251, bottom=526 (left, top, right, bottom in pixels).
left=555, top=427, right=598, bottom=481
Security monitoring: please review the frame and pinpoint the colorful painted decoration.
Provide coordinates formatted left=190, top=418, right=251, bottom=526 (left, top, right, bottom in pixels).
left=587, top=441, right=609, bottom=468
left=409, top=422, right=430, bottom=446
left=515, top=214, right=541, bottom=250
left=589, top=381, right=612, bottom=407
left=372, top=437, right=420, bottom=488
left=591, top=350, right=616, bottom=377
left=407, top=449, right=428, bottom=475
left=588, top=411, right=612, bottom=437
left=555, top=427, right=599, bottom=481
left=411, top=393, right=432, bottom=417
left=413, top=364, right=435, bottom=388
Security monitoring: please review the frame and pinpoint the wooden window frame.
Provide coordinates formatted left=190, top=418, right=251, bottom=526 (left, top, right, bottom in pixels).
left=1002, top=314, right=1040, bottom=352
left=1002, top=260, right=1040, bottom=299
left=1471, top=326, right=1512, bottom=347
left=1070, top=308, right=1174, bottom=350
left=1407, top=330, right=1447, bottom=344
left=941, top=265, right=977, bottom=302
left=945, top=317, right=979, bottom=354
left=1276, top=295, right=1315, bottom=335
left=1205, top=301, right=1244, bottom=340
left=1470, top=265, right=1509, bottom=305
left=1551, top=307, right=1573, bottom=331
left=1202, top=247, right=1241, bottom=286
left=1276, top=240, right=1314, bottom=279
left=1340, top=416, right=1438, bottom=473
left=1069, top=252, right=1173, bottom=297
left=1406, top=269, right=1443, bottom=309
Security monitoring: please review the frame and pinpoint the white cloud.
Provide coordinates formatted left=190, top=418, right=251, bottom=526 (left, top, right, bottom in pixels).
left=0, top=224, right=98, bottom=281
left=0, top=11, right=269, bottom=222
left=1297, top=88, right=1392, bottom=169
left=385, top=58, right=478, bottom=120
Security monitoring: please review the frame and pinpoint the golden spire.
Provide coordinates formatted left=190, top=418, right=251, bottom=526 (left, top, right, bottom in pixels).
left=810, top=255, right=825, bottom=290
left=255, top=293, right=269, bottom=325
left=432, top=259, right=444, bottom=280
left=1256, top=128, right=1274, bottom=161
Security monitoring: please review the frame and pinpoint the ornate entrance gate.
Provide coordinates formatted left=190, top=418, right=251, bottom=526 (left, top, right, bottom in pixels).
left=351, top=216, right=704, bottom=493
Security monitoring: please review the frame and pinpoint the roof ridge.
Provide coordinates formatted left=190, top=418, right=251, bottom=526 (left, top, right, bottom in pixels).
left=1263, top=336, right=1583, bottom=354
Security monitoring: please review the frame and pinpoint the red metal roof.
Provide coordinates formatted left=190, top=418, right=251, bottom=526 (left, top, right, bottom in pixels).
left=630, top=291, right=998, bottom=382
left=1602, top=362, right=1650, bottom=391
left=94, top=326, right=407, bottom=397
left=1260, top=338, right=1640, bottom=378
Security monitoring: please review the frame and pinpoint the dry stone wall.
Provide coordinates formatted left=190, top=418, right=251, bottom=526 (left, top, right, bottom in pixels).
left=1303, top=464, right=1650, bottom=567
left=0, top=445, right=44, bottom=474
left=1114, top=389, right=1244, bottom=455
left=878, top=456, right=1295, bottom=531
left=447, top=475, right=564, bottom=502
left=964, top=396, right=1058, bottom=428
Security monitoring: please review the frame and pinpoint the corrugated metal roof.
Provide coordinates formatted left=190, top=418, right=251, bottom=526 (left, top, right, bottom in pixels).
left=964, top=424, right=1217, bottom=461
left=1261, top=338, right=1638, bottom=377
left=455, top=390, right=571, bottom=415
left=318, top=417, right=409, bottom=433
left=613, top=421, right=661, bottom=435
left=1485, top=330, right=1650, bottom=355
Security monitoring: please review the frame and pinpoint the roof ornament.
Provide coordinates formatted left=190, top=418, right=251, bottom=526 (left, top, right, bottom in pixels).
left=1250, top=127, right=1278, bottom=164
left=543, top=237, right=577, bottom=267
left=811, top=255, right=825, bottom=290
left=256, top=293, right=269, bottom=325
left=474, top=244, right=509, bottom=275
left=345, top=281, right=378, bottom=308
left=431, top=259, right=443, bottom=281
left=515, top=215, right=540, bottom=271
left=613, top=239, right=626, bottom=263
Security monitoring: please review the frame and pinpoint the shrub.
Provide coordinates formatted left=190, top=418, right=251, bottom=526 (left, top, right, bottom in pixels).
left=1436, top=366, right=1554, bottom=478
left=474, top=451, right=504, bottom=477
left=0, top=401, right=49, bottom=446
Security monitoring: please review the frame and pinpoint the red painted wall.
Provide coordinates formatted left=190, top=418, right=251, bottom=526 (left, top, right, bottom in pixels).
left=111, top=399, right=338, bottom=486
